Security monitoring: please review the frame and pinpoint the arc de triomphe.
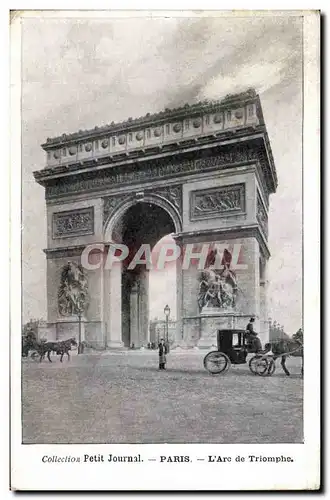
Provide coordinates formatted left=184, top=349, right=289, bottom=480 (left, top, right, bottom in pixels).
left=34, top=89, right=277, bottom=349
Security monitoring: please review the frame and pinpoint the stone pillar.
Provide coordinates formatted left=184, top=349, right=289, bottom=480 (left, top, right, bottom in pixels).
left=175, top=251, right=184, bottom=346
left=138, top=269, right=149, bottom=346
left=129, top=269, right=149, bottom=347
left=130, top=281, right=139, bottom=348
left=106, top=262, right=124, bottom=348
left=181, top=264, right=201, bottom=347
left=259, top=257, right=269, bottom=345
left=121, top=270, right=131, bottom=347
left=240, top=238, right=260, bottom=327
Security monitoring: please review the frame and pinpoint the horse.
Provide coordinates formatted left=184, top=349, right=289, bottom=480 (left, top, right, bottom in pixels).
left=263, top=335, right=303, bottom=376
left=38, top=338, right=77, bottom=363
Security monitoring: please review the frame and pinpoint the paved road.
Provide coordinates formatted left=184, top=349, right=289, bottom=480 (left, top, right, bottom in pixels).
left=22, top=350, right=303, bottom=444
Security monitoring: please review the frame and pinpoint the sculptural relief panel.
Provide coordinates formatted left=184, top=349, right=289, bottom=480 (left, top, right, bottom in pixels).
left=198, top=253, right=239, bottom=312
left=190, top=184, right=245, bottom=221
left=58, top=261, right=89, bottom=317
left=52, top=207, right=94, bottom=239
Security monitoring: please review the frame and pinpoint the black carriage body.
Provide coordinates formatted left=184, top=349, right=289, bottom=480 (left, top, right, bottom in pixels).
left=204, top=329, right=275, bottom=377
left=217, top=329, right=248, bottom=365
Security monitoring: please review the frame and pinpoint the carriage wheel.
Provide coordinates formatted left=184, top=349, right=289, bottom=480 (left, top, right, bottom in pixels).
left=249, top=355, right=268, bottom=376
left=204, top=351, right=231, bottom=375
left=263, top=357, right=276, bottom=377
left=30, top=351, right=39, bottom=362
left=249, top=355, right=262, bottom=375
left=249, top=356, right=275, bottom=376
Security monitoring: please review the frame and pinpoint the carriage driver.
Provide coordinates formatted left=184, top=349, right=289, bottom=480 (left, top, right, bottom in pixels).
left=245, top=317, right=262, bottom=353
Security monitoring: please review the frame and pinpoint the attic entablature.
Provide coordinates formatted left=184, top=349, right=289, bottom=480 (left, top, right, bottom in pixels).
left=35, top=89, right=277, bottom=194
left=41, top=89, right=264, bottom=165
left=42, top=89, right=259, bottom=149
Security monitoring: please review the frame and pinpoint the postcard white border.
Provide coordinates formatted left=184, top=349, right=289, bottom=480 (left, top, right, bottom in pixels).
left=9, top=8, right=320, bottom=491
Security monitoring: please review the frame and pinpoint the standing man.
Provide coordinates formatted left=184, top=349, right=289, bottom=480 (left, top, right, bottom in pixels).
left=245, top=317, right=262, bottom=352
left=158, top=338, right=168, bottom=370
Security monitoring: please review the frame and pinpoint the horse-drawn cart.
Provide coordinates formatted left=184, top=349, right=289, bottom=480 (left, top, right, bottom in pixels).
left=203, top=329, right=276, bottom=376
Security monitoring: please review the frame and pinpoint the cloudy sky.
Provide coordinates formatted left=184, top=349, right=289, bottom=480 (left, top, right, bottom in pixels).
left=21, top=14, right=303, bottom=333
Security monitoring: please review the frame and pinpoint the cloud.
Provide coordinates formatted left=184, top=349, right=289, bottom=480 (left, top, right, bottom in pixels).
left=200, top=61, right=285, bottom=100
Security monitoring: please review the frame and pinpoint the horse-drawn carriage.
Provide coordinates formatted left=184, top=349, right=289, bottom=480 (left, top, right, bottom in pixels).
left=203, top=329, right=276, bottom=376
left=22, top=331, right=77, bottom=362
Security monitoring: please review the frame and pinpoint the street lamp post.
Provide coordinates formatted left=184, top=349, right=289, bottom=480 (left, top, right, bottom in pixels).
left=164, top=304, right=170, bottom=349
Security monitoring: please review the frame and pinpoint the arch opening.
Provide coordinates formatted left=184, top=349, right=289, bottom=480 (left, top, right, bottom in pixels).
left=149, top=234, right=177, bottom=347
left=105, top=201, right=178, bottom=348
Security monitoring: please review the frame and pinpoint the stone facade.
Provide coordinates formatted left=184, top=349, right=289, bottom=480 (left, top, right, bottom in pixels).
left=34, top=89, right=277, bottom=349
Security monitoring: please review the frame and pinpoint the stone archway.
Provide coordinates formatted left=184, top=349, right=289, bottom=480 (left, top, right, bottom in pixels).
left=104, top=192, right=183, bottom=240
left=35, top=90, right=277, bottom=349
left=103, top=195, right=182, bottom=348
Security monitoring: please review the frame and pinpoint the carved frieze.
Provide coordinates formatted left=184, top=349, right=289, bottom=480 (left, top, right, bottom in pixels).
left=52, top=207, right=94, bottom=239
left=151, top=185, right=182, bottom=213
left=190, top=184, right=245, bottom=221
left=154, top=127, right=162, bottom=137
left=234, top=109, right=244, bottom=119
left=103, top=194, right=131, bottom=225
left=257, top=193, right=268, bottom=238
left=46, top=146, right=258, bottom=199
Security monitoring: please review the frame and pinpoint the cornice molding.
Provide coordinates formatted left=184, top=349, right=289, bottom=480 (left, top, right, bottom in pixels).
left=43, top=244, right=88, bottom=259
left=43, top=225, right=270, bottom=261
left=173, top=224, right=271, bottom=260
left=35, top=127, right=265, bottom=182
left=35, top=137, right=276, bottom=201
